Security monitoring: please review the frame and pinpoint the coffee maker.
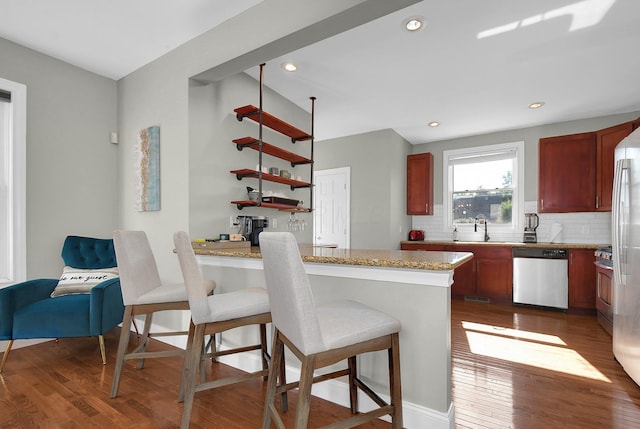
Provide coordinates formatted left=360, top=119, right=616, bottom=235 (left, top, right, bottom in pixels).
left=239, top=215, right=269, bottom=246
left=523, top=213, right=539, bottom=243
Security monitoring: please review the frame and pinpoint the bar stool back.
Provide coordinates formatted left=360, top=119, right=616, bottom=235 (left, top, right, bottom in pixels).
left=173, top=231, right=274, bottom=429
left=110, top=230, right=214, bottom=398
left=259, top=232, right=403, bottom=429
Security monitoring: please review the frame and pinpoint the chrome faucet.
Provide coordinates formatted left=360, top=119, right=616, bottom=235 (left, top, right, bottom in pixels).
left=475, top=214, right=490, bottom=242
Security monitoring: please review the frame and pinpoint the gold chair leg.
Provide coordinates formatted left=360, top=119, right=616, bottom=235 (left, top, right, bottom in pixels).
left=0, top=339, right=14, bottom=373
left=99, top=335, right=106, bottom=365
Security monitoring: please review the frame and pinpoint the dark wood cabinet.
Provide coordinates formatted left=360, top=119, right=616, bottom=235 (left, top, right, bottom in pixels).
left=402, top=242, right=598, bottom=310
left=407, top=153, right=433, bottom=215
left=474, top=247, right=513, bottom=303
left=568, top=249, right=596, bottom=310
left=595, top=262, right=614, bottom=335
left=596, top=121, right=634, bottom=211
left=400, top=242, right=512, bottom=303
left=539, top=132, right=597, bottom=213
left=538, top=118, right=636, bottom=213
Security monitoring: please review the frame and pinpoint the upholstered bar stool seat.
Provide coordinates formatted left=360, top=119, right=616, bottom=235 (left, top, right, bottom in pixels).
left=110, top=230, right=215, bottom=399
left=259, top=232, right=403, bottom=429
left=173, top=231, right=280, bottom=429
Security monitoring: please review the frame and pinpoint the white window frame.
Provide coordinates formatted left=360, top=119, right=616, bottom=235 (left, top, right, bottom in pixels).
left=443, top=141, right=524, bottom=235
left=0, top=77, right=26, bottom=287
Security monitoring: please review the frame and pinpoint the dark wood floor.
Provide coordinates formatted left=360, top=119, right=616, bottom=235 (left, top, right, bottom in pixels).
left=1, top=300, right=639, bottom=428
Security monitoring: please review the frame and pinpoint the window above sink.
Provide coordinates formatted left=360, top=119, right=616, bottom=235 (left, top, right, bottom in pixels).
left=443, top=141, right=525, bottom=236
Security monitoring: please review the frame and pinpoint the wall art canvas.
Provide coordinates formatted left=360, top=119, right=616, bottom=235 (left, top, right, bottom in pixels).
left=135, top=125, right=160, bottom=211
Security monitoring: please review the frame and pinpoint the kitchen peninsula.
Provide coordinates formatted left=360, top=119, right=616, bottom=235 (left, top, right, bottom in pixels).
left=194, top=245, right=473, bottom=429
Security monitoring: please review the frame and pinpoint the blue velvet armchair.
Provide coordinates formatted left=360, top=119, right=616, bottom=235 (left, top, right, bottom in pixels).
left=0, top=236, right=125, bottom=372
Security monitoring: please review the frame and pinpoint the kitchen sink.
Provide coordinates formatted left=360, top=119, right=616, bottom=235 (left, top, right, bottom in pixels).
left=456, top=231, right=486, bottom=242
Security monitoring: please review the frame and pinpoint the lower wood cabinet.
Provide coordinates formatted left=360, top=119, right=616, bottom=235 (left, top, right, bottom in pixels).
left=401, top=243, right=597, bottom=310
left=595, top=262, right=614, bottom=335
left=475, top=255, right=512, bottom=302
left=400, top=242, right=513, bottom=304
left=568, top=249, right=597, bottom=310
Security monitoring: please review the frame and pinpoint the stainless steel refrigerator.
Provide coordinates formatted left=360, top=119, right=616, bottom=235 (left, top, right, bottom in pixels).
left=613, top=127, right=640, bottom=386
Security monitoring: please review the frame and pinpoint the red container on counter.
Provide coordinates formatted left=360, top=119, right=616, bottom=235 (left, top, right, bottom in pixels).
left=408, top=230, right=425, bottom=241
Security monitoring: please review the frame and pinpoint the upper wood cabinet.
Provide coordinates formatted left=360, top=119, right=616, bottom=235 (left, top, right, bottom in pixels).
left=407, top=153, right=434, bottom=215
left=596, top=121, right=634, bottom=211
left=539, top=132, right=597, bottom=213
left=539, top=119, right=636, bottom=213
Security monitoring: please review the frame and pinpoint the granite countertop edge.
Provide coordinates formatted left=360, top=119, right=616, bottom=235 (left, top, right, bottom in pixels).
left=193, top=247, right=473, bottom=271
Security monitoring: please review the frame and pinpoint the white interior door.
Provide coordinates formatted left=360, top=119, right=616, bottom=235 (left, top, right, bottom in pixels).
left=313, top=167, right=350, bottom=248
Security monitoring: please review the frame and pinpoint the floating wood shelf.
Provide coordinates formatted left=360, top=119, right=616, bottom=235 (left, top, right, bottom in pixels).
left=230, top=169, right=312, bottom=190
left=232, top=137, right=312, bottom=166
left=231, top=200, right=311, bottom=212
left=230, top=63, right=315, bottom=213
left=234, top=105, right=313, bottom=143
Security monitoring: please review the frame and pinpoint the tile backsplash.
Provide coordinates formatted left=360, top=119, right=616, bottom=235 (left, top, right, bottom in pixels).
left=411, top=201, right=611, bottom=245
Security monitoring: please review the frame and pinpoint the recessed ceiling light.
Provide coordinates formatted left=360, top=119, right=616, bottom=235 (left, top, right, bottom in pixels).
left=282, top=63, right=297, bottom=72
left=404, top=17, right=425, bottom=32
left=428, top=121, right=440, bottom=127
left=528, top=101, right=545, bottom=109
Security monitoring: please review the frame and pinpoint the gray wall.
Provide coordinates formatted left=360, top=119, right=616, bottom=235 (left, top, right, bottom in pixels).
left=189, top=73, right=412, bottom=250
left=116, top=0, right=420, bottom=291
left=315, top=129, right=411, bottom=249
left=414, top=111, right=640, bottom=205
left=188, top=72, right=314, bottom=243
left=0, top=37, right=117, bottom=278
left=115, top=0, right=419, bottom=330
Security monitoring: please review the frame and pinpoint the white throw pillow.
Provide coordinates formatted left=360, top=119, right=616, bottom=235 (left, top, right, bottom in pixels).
left=50, top=266, right=119, bottom=297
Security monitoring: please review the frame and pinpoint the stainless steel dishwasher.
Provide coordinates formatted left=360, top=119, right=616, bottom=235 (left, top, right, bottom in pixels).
left=512, top=247, right=569, bottom=309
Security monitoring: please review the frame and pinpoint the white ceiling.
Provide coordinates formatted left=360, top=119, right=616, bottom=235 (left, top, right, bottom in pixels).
left=0, top=0, right=262, bottom=80
left=1, top=0, right=639, bottom=144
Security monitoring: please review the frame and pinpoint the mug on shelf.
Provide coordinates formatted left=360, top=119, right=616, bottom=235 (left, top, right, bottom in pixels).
left=230, top=234, right=246, bottom=242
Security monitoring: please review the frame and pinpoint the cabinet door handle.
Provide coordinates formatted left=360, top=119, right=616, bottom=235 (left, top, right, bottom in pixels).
left=425, top=203, right=429, bottom=213
left=596, top=195, right=599, bottom=208
left=540, top=199, right=544, bottom=210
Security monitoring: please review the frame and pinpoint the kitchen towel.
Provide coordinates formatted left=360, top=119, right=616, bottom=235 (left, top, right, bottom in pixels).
left=549, top=222, right=563, bottom=243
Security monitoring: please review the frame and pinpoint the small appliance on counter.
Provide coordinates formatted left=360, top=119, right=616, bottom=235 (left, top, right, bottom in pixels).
left=408, top=229, right=425, bottom=241
left=523, top=212, right=539, bottom=243
left=238, top=215, right=269, bottom=246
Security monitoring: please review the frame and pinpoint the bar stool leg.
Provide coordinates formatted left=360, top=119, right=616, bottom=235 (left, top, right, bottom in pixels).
left=294, top=355, right=316, bottom=429
left=390, top=332, right=403, bottom=429
left=262, top=330, right=284, bottom=429
left=111, top=306, right=133, bottom=398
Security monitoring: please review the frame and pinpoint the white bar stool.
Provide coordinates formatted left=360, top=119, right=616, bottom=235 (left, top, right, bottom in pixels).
left=259, top=232, right=403, bottom=429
